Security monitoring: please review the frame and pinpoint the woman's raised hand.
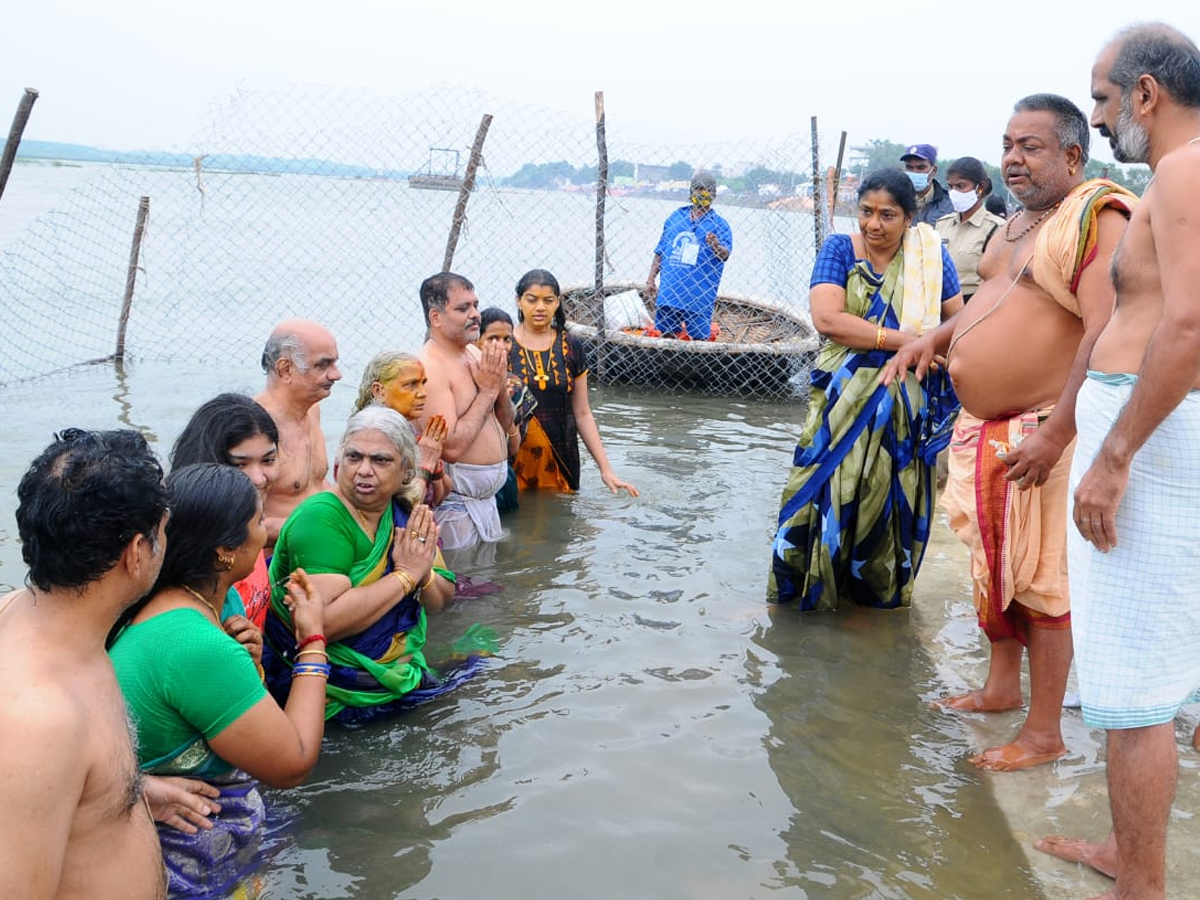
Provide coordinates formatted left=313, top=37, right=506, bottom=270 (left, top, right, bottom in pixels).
left=284, top=567, right=325, bottom=643
left=222, top=614, right=263, bottom=666
left=389, top=503, right=438, bottom=587
left=418, top=415, right=448, bottom=472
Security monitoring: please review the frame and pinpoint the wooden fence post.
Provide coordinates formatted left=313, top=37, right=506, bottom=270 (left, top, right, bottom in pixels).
left=115, top=196, right=150, bottom=360
left=442, top=113, right=493, bottom=272
left=0, top=88, right=39, bottom=205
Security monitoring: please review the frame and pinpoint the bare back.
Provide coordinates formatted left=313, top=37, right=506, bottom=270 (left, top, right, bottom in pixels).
left=419, top=341, right=506, bottom=465
left=0, top=592, right=165, bottom=900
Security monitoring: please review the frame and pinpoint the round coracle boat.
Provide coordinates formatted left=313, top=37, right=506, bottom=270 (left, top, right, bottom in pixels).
left=560, top=282, right=818, bottom=397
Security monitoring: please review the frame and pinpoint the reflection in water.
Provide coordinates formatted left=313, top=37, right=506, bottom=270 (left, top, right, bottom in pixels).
left=111, top=358, right=157, bottom=441
left=751, top=608, right=1043, bottom=898
left=0, top=361, right=1054, bottom=899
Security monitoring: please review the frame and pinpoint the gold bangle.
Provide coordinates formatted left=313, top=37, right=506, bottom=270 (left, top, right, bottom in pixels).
left=391, top=569, right=415, bottom=595
left=875, top=326, right=886, bottom=350
left=420, top=569, right=436, bottom=590
left=293, top=671, right=329, bottom=679
left=296, top=649, right=328, bottom=659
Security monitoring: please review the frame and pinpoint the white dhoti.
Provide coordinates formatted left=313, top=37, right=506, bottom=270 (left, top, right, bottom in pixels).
left=1069, top=373, right=1200, bottom=729
left=435, top=460, right=507, bottom=550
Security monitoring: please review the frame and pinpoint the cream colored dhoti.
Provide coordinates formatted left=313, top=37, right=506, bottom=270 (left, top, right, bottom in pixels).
left=941, top=409, right=1073, bottom=643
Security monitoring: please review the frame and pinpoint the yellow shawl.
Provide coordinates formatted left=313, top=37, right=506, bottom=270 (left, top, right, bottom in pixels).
left=899, top=222, right=945, bottom=335
left=1031, top=178, right=1139, bottom=317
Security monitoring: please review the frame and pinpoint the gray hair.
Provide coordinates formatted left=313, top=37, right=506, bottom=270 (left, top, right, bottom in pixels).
left=261, top=330, right=309, bottom=375
left=1109, top=23, right=1200, bottom=108
left=1013, top=93, right=1091, bottom=165
left=339, top=406, right=423, bottom=508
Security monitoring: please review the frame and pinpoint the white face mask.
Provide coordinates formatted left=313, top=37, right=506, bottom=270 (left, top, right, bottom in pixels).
left=949, top=189, right=979, bottom=214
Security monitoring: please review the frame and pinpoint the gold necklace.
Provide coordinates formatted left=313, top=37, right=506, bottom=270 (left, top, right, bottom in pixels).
left=1004, top=202, right=1060, bottom=243
left=523, top=345, right=550, bottom=390
left=354, top=505, right=374, bottom=532
left=180, top=584, right=223, bottom=624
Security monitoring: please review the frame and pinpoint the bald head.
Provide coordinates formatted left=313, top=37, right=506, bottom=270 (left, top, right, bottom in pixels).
left=261, top=318, right=335, bottom=376
left=260, top=318, right=342, bottom=403
left=1104, top=22, right=1200, bottom=108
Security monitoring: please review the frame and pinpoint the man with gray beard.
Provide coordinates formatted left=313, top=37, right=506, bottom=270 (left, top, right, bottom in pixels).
left=1034, top=23, right=1200, bottom=900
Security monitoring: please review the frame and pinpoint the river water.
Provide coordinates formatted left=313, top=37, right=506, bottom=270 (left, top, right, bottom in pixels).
left=0, top=355, right=1047, bottom=900
left=0, top=160, right=1056, bottom=899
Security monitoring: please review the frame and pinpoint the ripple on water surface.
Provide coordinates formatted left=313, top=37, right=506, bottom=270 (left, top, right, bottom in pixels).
left=0, top=364, right=1045, bottom=898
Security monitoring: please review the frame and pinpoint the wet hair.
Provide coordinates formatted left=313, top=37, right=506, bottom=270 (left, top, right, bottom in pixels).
left=340, top=406, right=423, bottom=509
left=353, top=350, right=421, bottom=413
left=419, top=271, right=475, bottom=325
left=1109, top=23, right=1200, bottom=109
left=857, top=168, right=918, bottom=216
left=261, top=329, right=308, bottom=375
left=480, top=307, right=514, bottom=332
left=985, top=194, right=1009, bottom=218
left=1012, top=94, right=1091, bottom=165
left=690, top=170, right=718, bottom=193
left=513, top=269, right=567, bottom=329
left=945, top=157, right=993, bottom=197
left=150, top=464, right=258, bottom=597
left=171, top=393, right=278, bottom=470
left=17, top=428, right=167, bottom=592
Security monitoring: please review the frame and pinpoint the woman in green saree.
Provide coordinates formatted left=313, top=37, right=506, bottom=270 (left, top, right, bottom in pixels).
left=109, top=463, right=328, bottom=898
left=263, top=406, right=489, bottom=725
left=769, top=168, right=964, bottom=611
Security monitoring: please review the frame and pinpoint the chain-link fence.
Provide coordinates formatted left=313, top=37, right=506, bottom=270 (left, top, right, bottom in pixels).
left=0, top=84, right=827, bottom=396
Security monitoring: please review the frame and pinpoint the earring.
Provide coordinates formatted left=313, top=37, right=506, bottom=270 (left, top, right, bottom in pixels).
left=216, top=552, right=234, bottom=571
left=1068, top=166, right=1076, bottom=175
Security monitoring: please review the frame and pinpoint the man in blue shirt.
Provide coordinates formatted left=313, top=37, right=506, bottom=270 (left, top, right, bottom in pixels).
left=644, top=171, right=733, bottom=340
left=900, top=143, right=955, bottom=226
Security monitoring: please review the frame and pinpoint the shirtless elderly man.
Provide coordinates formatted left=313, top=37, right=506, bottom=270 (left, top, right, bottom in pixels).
left=0, top=429, right=214, bottom=899
left=884, top=94, right=1135, bottom=771
left=417, top=272, right=514, bottom=551
left=256, top=318, right=342, bottom=543
left=1032, top=24, right=1200, bottom=900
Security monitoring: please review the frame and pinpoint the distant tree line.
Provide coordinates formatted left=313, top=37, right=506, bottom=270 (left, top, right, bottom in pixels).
left=500, top=137, right=1151, bottom=201
left=501, top=158, right=811, bottom=193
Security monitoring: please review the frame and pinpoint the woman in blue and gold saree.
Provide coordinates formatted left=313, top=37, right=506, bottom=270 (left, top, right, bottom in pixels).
left=769, top=169, right=963, bottom=611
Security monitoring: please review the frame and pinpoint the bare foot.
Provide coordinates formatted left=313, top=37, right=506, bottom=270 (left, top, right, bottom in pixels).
left=1033, top=833, right=1118, bottom=880
left=969, top=740, right=1067, bottom=771
left=934, top=689, right=1023, bottom=713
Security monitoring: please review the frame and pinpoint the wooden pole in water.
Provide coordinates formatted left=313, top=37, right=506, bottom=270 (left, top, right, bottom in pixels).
left=810, top=117, right=824, bottom=251
left=115, top=196, right=150, bottom=360
left=829, top=131, right=847, bottom=225
left=594, top=91, right=607, bottom=294
left=0, top=88, right=39, bottom=205
left=442, top=113, right=493, bottom=272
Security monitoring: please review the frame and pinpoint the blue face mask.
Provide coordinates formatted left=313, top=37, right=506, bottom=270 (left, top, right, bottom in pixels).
left=906, top=171, right=930, bottom=192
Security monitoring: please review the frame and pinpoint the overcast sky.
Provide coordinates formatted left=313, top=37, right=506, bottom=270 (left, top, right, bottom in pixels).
left=2, top=1, right=1195, bottom=167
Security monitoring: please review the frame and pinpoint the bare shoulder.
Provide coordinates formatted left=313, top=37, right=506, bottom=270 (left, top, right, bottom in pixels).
left=419, top=341, right=449, bottom=380
left=1149, top=148, right=1200, bottom=208
left=1095, top=204, right=1131, bottom=234
left=254, top=387, right=282, bottom=418
left=0, top=669, right=90, bottom=775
